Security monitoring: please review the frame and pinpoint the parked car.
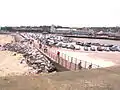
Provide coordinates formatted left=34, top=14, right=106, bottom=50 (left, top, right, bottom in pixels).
left=76, top=42, right=81, bottom=45
left=90, top=47, right=96, bottom=51
left=74, top=45, right=80, bottom=50
left=76, top=42, right=83, bottom=46
left=69, top=45, right=75, bottom=50
left=109, top=46, right=118, bottom=51
left=66, top=44, right=71, bottom=49
left=61, top=44, right=68, bottom=48
left=104, top=44, right=113, bottom=47
left=97, top=46, right=103, bottom=51
left=100, top=44, right=104, bottom=46
left=104, top=47, right=110, bottom=51
left=115, top=46, right=120, bottom=52
left=84, top=43, right=91, bottom=47
left=55, top=43, right=62, bottom=47
left=76, top=42, right=84, bottom=46
left=84, top=46, right=88, bottom=51
left=91, top=43, right=100, bottom=46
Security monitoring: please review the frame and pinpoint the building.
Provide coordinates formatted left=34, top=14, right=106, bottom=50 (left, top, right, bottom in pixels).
left=50, top=25, right=77, bottom=34
left=50, top=25, right=56, bottom=33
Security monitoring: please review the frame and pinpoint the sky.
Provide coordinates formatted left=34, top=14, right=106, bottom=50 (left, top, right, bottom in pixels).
left=0, top=0, right=120, bottom=27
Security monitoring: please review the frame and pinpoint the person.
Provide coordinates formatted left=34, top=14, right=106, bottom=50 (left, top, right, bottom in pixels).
left=44, top=46, right=47, bottom=53
left=39, top=43, right=42, bottom=49
left=57, top=51, right=60, bottom=57
left=78, top=61, right=82, bottom=70
left=20, top=59, right=24, bottom=64
left=57, top=51, right=60, bottom=63
left=88, top=63, right=92, bottom=69
left=49, top=45, right=52, bottom=48
left=30, top=40, right=32, bottom=44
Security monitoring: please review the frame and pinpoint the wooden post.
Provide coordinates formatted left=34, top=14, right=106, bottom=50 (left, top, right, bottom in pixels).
left=65, top=54, right=67, bottom=68
left=75, top=58, right=77, bottom=70
left=61, top=53, right=63, bottom=66
left=85, top=61, right=87, bottom=69
left=70, top=57, right=73, bottom=70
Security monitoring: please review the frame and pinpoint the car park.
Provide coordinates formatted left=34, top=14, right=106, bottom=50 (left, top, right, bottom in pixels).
left=24, top=33, right=120, bottom=53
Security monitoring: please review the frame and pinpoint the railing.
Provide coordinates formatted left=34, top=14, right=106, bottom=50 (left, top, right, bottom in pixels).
left=35, top=43, right=100, bottom=70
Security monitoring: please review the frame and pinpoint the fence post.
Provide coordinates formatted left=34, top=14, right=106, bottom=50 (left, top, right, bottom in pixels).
left=56, top=51, right=58, bottom=63
left=58, top=54, right=60, bottom=64
left=65, top=54, right=67, bottom=68
left=98, top=65, right=100, bottom=68
left=59, top=54, right=61, bottom=65
left=61, top=53, right=63, bottom=66
left=70, top=57, right=73, bottom=70
left=75, top=58, right=77, bottom=70
left=85, top=61, right=87, bottom=69
left=68, top=56, right=69, bottom=62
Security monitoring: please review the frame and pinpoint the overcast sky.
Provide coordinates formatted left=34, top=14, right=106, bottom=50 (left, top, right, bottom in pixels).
left=0, top=0, right=120, bottom=27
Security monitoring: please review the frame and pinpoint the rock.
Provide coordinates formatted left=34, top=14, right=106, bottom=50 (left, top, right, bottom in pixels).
left=2, top=33, right=57, bottom=74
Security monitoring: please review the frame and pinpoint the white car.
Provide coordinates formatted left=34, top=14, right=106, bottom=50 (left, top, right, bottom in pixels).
left=84, top=46, right=88, bottom=51
left=74, top=45, right=81, bottom=50
left=66, top=43, right=72, bottom=49
left=55, top=42, right=63, bottom=47
left=61, top=43, right=68, bottom=48
left=104, top=47, right=110, bottom=51
left=90, top=47, right=96, bottom=51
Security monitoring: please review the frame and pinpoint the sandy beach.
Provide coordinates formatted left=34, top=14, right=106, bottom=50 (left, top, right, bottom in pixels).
left=0, top=35, right=29, bottom=77
left=0, top=51, right=29, bottom=77
left=0, top=34, right=14, bottom=45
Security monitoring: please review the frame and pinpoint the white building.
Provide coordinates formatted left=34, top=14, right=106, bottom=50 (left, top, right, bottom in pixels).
left=50, top=25, right=56, bottom=33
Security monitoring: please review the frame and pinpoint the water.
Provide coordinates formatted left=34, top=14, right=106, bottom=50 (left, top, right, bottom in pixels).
left=72, top=38, right=120, bottom=45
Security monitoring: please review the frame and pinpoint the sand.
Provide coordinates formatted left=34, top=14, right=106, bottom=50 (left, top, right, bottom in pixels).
left=0, top=34, right=29, bottom=77
left=0, top=34, right=14, bottom=45
left=0, top=51, right=29, bottom=77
